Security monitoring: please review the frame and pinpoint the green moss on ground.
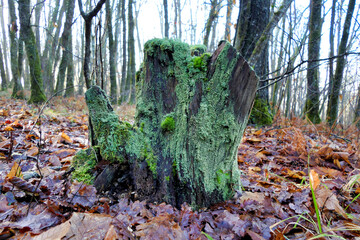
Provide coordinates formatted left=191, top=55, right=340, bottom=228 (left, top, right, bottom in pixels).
left=71, top=148, right=97, bottom=184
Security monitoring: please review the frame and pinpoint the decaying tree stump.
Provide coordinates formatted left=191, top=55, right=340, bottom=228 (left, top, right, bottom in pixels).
left=75, top=39, right=258, bottom=209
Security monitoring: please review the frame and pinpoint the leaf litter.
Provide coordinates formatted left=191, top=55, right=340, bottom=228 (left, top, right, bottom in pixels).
left=0, top=96, right=359, bottom=239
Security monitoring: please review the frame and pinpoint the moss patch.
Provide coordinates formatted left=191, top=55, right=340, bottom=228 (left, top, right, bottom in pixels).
left=249, top=96, right=273, bottom=126
left=71, top=148, right=97, bottom=184
left=161, top=116, right=175, bottom=132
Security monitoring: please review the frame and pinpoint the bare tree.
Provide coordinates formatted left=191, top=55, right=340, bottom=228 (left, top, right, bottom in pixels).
left=78, top=0, right=106, bottom=89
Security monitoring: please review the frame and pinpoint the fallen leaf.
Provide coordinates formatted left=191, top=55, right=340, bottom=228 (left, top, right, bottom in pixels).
left=26, top=146, right=39, bottom=156
left=315, top=186, right=348, bottom=219
left=60, top=132, right=73, bottom=144
left=4, top=126, right=14, bottom=131
left=7, top=162, right=23, bottom=179
left=32, top=212, right=112, bottom=240
left=309, top=170, right=320, bottom=190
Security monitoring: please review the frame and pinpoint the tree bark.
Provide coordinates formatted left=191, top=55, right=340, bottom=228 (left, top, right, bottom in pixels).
left=224, top=0, right=233, bottom=42
left=18, top=0, right=47, bottom=104
left=326, top=0, right=355, bottom=126
left=0, top=43, right=7, bottom=91
left=106, top=0, right=117, bottom=104
left=56, top=0, right=75, bottom=95
left=305, top=0, right=323, bottom=124
left=127, top=0, right=136, bottom=103
left=76, top=39, right=258, bottom=209
left=203, top=0, right=219, bottom=48
left=78, top=0, right=107, bottom=89
left=164, top=0, right=169, bottom=38
left=355, top=85, right=360, bottom=128
left=8, top=0, right=25, bottom=99
left=120, top=0, right=127, bottom=103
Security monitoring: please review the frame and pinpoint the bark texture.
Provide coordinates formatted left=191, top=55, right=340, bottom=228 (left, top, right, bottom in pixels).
left=326, top=0, right=355, bottom=126
left=18, top=0, right=47, bottom=103
left=305, top=0, right=322, bottom=124
left=76, top=39, right=258, bottom=209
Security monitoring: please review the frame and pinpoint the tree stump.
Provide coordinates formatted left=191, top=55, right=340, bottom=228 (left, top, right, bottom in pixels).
left=78, top=39, right=258, bottom=209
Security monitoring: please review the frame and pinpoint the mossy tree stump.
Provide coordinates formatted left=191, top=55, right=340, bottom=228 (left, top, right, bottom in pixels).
left=77, top=39, right=258, bottom=209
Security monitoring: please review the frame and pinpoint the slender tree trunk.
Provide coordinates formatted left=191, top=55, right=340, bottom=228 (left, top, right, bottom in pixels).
left=106, top=0, right=117, bottom=104
left=34, top=0, right=43, bottom=53
left=78, top=0, right=107, bottom=89
left=56, top=0, right=75, bottom=95
left=305, top=0, right=323, bottom=124
left=355, top=85, right=360, bottom=128
left=203, top=0, right=218, bottom=48
left=327, top=0, right=336, bottom=117
left=42, top=0, right=61, bottom=94
left=0, top=0, right=9, bottom=86
left=326, top=0, right=355, bottom=126
left=65, top=33, right=74, bottom=97
left=164, top=0, right=169, bottom=38
left=174, top=0, right=178, bottom=38
left=224, top=0, right=233, bottom=42
left=127, top=0, right=136, bottom=103
left=178, top=0, right=182, bottom=40
left=120, top=0, right=127, bottom=103
left=0, top=43, right=7, bottom=91
left=18, top=0, right=47, bottom=103
left=8, top=0, right=24, bottom=99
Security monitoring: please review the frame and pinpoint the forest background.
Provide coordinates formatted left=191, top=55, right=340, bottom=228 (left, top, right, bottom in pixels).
left=0, top=0, right=359, bottom=127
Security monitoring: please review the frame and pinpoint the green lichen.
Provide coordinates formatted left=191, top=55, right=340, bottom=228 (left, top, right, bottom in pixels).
left=71, top=148, right=97, bottom=184
left=161, top=116, right=175, bottom=132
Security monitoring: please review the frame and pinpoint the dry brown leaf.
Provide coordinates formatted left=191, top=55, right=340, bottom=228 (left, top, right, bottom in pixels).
left=32, top=212, right=113, bottom=240
left=317, top=146, right=334, bottom=160
left=332, top=152, right=350, bottom=164
left=60, top=132, right=73, bottom=144
left=0, top=109, right=9, bottom=116
left=7, top=162, right=22, bottom=179
left=286, top=169, right=306, bottom=180
left=104, top=225, right=120, bottom=240
left=309, top=169, right=320, bottom=191
left=26, top=146, right=39, bottom=156
left=314, top=167, right=343, bottom=178
left=4, top=126, right=14, bottom=131
left=315, top=186, right=348, bottom=219
left=254, top=129, right=262, bottom=136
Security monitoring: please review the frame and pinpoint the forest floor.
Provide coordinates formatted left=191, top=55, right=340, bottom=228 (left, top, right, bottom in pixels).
left=0, top=93, right=359, bottom=240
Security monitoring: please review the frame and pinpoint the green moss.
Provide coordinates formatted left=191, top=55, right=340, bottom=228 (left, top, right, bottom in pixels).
left=249, top=97, right=273, bottom=126
left=161, top=116, right=175, bottom=132
left=190, top=44, right=207, bottom=56
left=71, top=148, right=97, bottom=184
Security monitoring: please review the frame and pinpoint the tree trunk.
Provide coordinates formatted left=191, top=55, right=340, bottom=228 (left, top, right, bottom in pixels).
left=64, top=33, right=74, bottom=97
left=224, top=0, right=233, bottom=42
left=120, top=0, right=127, bottom=103
left=34, top=0, right=43, bottom=54
left=56, top=0, right=75, bottom=95
left=75, top=39, right=258, bottom=209
left=8, top=0, right=25, bottom=99
left=234, top=0, right=272, bottom=125
left=41, top=0, right=61, bottom=94
left=106, top=0, right=117, bottom=104
left=355, top=85, right=360, bottom=128
left=0, top=0, right=9, bottom=87
left=0, top=43, right=7, bottom=91
left=203, top=0, right=219, bottom=48
left=305, top=0, right=323, bottom=124
left=78, top=0, right=107, bottom=89
left=127, top=0, right=136, bottom=103
left=326, top=0, right=355, bottom=126
left=164, top=0, right=169, bottom=38
left=18, top=0, right=47, bottom=104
